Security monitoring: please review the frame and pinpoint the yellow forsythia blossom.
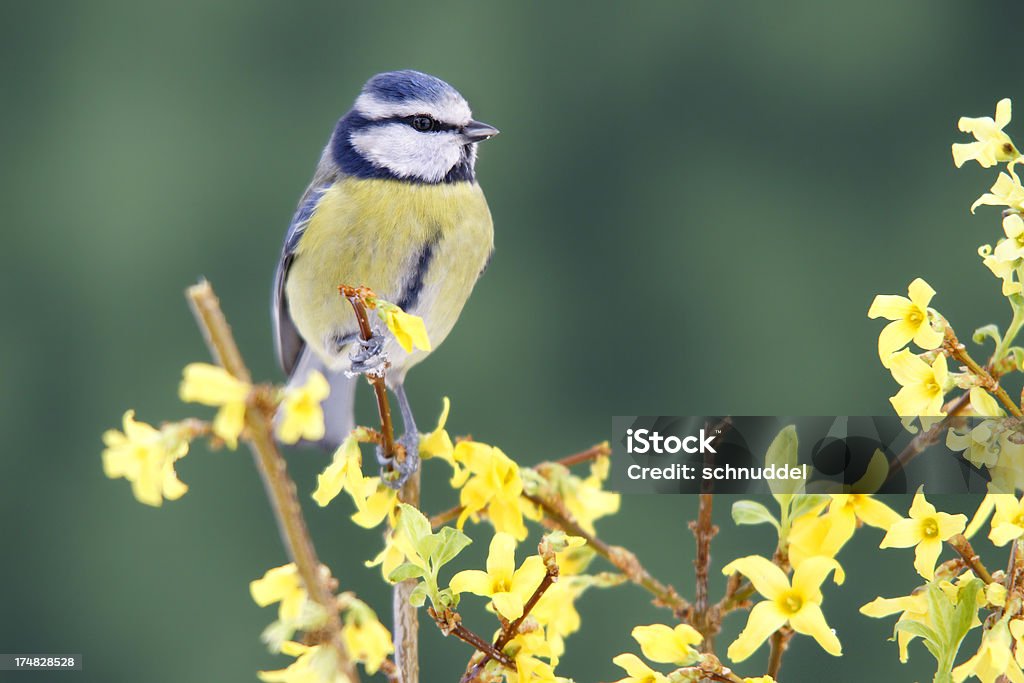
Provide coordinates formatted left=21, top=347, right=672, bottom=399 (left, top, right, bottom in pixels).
left=257, top=641, right=346, bottom=683
left=454, top=441, right=528, bottom=540
left=744, top=678, right=777, bottom=683
left=275, top=371, right=329, bottom=444
left=979, top=242, right=1024, bottom=296
left=558, top=456, right=621, bottom=536
left=722, top=555, right=844, bottom=661
left=824, top=494, right=902, bottom=547
left=887, top=349, right=948, bottom=419
left=952, top=618, right=1024, bottom=683
left=250, top=564, right=307, bottom=623
left=349, top=477, right=398, bottom=529
left=312, top=435, right=365, bottom=507
left=868, top=278, right=944, bottom=366
left=860, top=592, right=930, bottom=663
left=879, top=489, right=966, bottom=580
left=507, top=628, right=559, bottom=682
left=102, top=410, right=190, bottom=506
left=630, top=623, right=702, bottom=666
left=179, top=362, right=249, bottom=448
left=994, top=214, right=1024, bottom=263
left=610, top=653, right=668, bottom=683
left=449, top=532, right=546, bottom=621
left=952, top=98, right=1019, bottom=169
left=973, top=169, right=1024, bottom=214
left=342, top=601, right=394, bottom=675
left=989, top=495, right=1024, bottom=546
left=378, top=302, right=431, bottom=353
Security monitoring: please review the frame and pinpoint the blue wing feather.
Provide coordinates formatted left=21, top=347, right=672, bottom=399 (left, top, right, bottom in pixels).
left=273, top=143, right=339, bottom=376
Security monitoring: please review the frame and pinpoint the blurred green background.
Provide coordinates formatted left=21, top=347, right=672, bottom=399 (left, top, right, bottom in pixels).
left=3, top=1, right=1023, bottom=681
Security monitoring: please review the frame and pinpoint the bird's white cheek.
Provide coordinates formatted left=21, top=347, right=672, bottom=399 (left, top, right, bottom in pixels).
left=350, top=124, right=462, bottom=183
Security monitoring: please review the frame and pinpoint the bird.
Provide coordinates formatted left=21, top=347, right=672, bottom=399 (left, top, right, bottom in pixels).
left=272, top=70, right=498, bottom=487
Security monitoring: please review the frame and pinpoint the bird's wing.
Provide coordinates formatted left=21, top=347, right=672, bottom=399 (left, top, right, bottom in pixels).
left=273, top=148, right=339, bottom=376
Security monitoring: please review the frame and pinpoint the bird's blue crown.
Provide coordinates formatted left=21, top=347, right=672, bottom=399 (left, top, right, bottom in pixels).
left=331, top=70, right=478, bottom=184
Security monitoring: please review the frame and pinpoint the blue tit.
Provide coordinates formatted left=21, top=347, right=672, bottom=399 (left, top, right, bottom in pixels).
left=272, top=70, right=498, bottom=485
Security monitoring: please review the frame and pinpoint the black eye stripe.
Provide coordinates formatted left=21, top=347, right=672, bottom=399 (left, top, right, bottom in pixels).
left=375, top=114, right=460, bottom=133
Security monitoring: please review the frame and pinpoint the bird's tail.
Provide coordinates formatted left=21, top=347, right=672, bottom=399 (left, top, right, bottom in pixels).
left=280, top=349, right=357, bottom=451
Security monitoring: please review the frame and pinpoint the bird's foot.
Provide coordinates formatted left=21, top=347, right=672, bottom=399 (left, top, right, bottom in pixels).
left=377, top=432, right=420, bottom=490
left=346, top=330, right=389, bottom=378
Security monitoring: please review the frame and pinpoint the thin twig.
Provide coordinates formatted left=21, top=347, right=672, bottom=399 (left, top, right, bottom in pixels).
left=340, top=284, right=420, bottom=683
left=186, top=280, right=358, bottom=682
left=555, top=442, right=611, bottom=468
left=944, top=327, right=1023, bottom=417
left=340, top=285, right=399, bottom=463
left=689, top=492, right=718, bottom=651
left=429, top=608, right=514, bottom=669
left=766, top=627, right=793, bottom=679
left=948, top=534, right=994, bottom=584
left=523, top=491, right=691, bottom=618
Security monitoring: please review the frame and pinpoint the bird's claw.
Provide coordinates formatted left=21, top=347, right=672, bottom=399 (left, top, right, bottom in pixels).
left=347, top=330, right=388, bottom=377
left=378, top=432, right=420, bottom=490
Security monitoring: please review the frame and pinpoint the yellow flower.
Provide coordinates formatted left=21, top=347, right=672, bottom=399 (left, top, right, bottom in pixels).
left=532, top=579, right=585, bottom=661
left=379, top=304, right=431, bottom=353
left=823, top=494, right=902, bottom=548
left=995, top=214, right=1024, bottom=265
left=349, top=477, right=399, bottom=529
left=989, top=495, right=1024, bottom=546
left=630, top=623, right=701, bottom=666
left=987, top=583, right=1008, bottom=608
left=449, top=532, right=546, bottom=621
left=787, top=513, right=846, bottom=567
left=745, top=678, right=777, bottom=683
left=887, top=349, right=948, bottom=419
left=979, top=243, right=1024, bottom=296
left=610, top=653, right=668, bottom=683
left=722, top=555, right=844, bottom=661
left=251, top=564, right=308, bottom=623
left=559, top=457, right=621, bottom=536
left=420, top=398, right=462, bottom=483
left=506, top=628, right=558, bottom=682
left=947, top=419, right=1001, bottom=470
left=179, top=362, right=249, bottom=448
left=879, top=489, right=967, bottom=580
left=102, top=411, right=190, bottom=506
left=953, top=619, right=1024, bottom=683
left=973, top=169, right=1024, bottom=214
left=312, top=435, right=365, bottom=507
left=1011, top=619, right=1024, bottom=668
left=342, top=601, right=393, bottom=675
left=257, top=641, right=346, bottom=683
left=868, top=278, right=944, bottom=365
left=860, top=592, right=929, bottom=663
left=276, top=371, right=330, bottom=444
left=953, top=98, right=1019, bottom=168
left=454, top=441, right=528, bottom=540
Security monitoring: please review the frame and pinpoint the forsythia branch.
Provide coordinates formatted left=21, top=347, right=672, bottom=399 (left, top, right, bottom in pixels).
left=186, top=280, right=358, bottom=682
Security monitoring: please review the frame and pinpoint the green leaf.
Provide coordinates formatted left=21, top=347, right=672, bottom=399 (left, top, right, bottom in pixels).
left=396, top=503, right=432, bottom=546
left=416, top=534, right=442, bottom=564
left=432, top=526, right=472, bottom=568
left=973, top=324, right=1002, bottom=348
left=925, top=581, right=955, bottom=648
left=789, top=494, right=830, bottom=520
left=388, top=562, right=427, bottom=583
left=949, top=578, right=983, bottom=650
left=731, top=500, right=780, bottom=529
left=437, top=587, right=458, bottom=610
left=408, top=582, right=430, bottom=608
left=765, top=425, right=802, bottom=500
left=1008, top=346, right=1024, bottom=372
left=894, top=619, right=941, bottom=647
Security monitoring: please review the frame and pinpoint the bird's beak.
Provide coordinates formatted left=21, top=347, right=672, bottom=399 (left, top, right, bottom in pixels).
left=462, top=120, right=500, bottom=143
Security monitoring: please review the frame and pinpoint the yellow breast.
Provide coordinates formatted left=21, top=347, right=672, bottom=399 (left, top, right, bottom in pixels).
left=285, top=176, right=494, bottom=376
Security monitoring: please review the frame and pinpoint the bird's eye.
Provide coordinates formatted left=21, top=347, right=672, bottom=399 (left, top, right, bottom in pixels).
left=411, top=115, right=435, bottom=132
